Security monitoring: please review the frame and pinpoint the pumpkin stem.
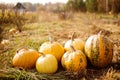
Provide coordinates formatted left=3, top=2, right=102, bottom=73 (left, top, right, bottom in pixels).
left=49, top=32, right=53, bottom=44
left=39, top=52, right=45, bottom=57
left=69, top=32, right=76, bottom=52
left=98, top=30, right=103, bottom=35
left=70, top=45, right=76, bottom=52
left=49, top=36, right=53, bottom=44
left=71, top=32, right=75, bottom=41
left=16, top=47, right=28, bottom=53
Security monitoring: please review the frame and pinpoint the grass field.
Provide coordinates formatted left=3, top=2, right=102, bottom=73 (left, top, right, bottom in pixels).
left=0, top=12, right=120, bottom=80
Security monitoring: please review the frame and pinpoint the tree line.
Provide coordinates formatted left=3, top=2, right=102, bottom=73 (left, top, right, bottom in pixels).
left=1, top=0, right=119, bottom=13
left=66, top=0, right=120, bottom=14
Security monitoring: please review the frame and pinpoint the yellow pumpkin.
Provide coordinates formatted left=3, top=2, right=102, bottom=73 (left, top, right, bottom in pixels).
left=12, top=48, right=40, bottom=69
left=39, top=42, right=65, bottom=62
left=85, top=32, right=113, bottom=68
left=36, top=54, right=58, bottom=74
left=61, top=46, right=87, bottom=72
left=64, top=39, right=85, bottom=52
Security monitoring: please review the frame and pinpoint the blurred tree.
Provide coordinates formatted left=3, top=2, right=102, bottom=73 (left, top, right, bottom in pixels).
left=86, top=0, right=97, bottom=12
left=97, top=0, right=106, bottom=12
left=96, top=0, right=120, bottom=14
left=0, top=3, right=7, bottom=19
left=66, top=0, right=86, bottom=11
left=111, top=0, right=120, bottom=17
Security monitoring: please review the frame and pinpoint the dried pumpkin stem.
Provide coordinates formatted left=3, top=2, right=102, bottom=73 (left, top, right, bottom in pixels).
left=70, top=32, right=76, bottom=52
left=70, top=45, right=76, bottom=52
left=16, top=46, right=28, bottom=53
left=71, top=32, right=75, bottom=41
left=39, top=52, right=45, bottom=57
left=48, top=32, right=53, bottom=44
left=98, top=30, right=103, bottom=36
left=49, top=36, right=53, bottom=44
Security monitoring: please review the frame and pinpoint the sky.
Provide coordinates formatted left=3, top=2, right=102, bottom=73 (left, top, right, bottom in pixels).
left=0, top=0, right=68, bottom=4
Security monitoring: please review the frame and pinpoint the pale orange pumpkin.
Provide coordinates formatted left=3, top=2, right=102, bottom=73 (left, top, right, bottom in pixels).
left=36, top=53, right=58, bottom=74
left=39, top=36, right=64, bottom=62
left=61, top=46, right=87, bottom=72
left=12, top=47, right=40, bottom=69
left=64, top=39, right=85, bottom=52
left=85, top=32, right=113, bottom=68
left=64, top=32, right=85, bottom=52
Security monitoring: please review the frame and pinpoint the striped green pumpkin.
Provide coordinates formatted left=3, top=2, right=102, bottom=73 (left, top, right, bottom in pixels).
left=85, top=33, right=113, bottom=68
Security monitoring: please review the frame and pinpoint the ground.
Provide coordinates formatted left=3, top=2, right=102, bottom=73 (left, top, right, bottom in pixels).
left=0, top=12, right=120, bottom=80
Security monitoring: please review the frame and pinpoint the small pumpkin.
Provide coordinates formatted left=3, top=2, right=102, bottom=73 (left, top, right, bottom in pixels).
left=36, top=53, right=58, bottom=74
left=61, top=46, right=87, bottom=72
left=12, top=47, right=40, bottom=69
left=85, top=31, right=113, bottom=68
left=64, top=32, right=85, bottom=52
left=39, top=36, right=64, bottom=62
left=9, top=28, right=18, bottom=34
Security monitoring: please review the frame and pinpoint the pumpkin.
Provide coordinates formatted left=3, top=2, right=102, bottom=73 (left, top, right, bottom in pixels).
left=9, top=28, right=18, bottom=34
left=39, top=36, right=64, bottom=62
left=12, top=47, right=40, bottom=69
left=84, top=32, right=113, bottom=68
left=36, top=54, right=58, bottom=74
left=64, top=32, right=85, bottom=52
left=61, top=46, right=87, bottom=72
left=64, top=39, right=85, bottom=52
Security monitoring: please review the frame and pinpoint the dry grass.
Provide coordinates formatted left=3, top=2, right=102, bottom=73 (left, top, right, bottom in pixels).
left=0, top=12, right=120, bottom=80
left=101, top=67, right=120, bottom=80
